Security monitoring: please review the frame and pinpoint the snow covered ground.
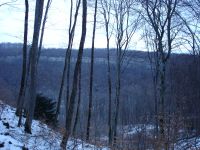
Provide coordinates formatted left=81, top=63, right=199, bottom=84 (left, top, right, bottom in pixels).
left=0, top=101, right=108, bottom=150
left=174, top=136, right=200, bottom=150
left=1, top=100, right=200, bottom=150
left=122, top=124, right=155, bottom=137
left=120, top=124, right=200, bottom=150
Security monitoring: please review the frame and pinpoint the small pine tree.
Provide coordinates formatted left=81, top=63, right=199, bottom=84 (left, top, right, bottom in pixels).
left=34, top=93, right=56, bottom=124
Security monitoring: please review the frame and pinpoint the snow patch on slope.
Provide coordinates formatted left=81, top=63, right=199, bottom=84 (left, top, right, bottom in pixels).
left=174, top=136, right=200, bottom=150
left=0, top=101, right=108, bottom=150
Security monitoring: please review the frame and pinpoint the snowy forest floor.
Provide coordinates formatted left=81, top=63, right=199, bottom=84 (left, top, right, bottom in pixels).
left=0, top=100, right=108, bottom=150
left=0, top=100, right=200, bottom=150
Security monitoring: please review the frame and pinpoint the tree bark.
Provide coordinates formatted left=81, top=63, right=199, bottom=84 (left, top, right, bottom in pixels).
left=60, top=0, right=87, bottom=148
left=105, top=14, right=113, bottom=148
left=16, top=0, right=29, bottom=127
left=73, top=67, right=82, bottom=135
left=86, top=0, right=98, bottom=141
left=100, top=0, right=113, bottom=144
left=113, top=46, right=121, bottom=146
left=24, top=0, right=44, bottom=134
left=55, top=0, right=81, bottom=121
left=37, top=0, right=52, bottom=64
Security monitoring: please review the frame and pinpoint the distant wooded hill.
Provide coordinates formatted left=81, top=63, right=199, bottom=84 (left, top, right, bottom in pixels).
left=0, top=43, right=199, bottom=134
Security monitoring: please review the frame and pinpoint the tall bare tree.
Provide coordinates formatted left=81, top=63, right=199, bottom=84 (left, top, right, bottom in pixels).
left=140, top=0, right=184, bottom=148
left=100, top=0, right=113, bottom=145
left=55, top=0, right=81, bottom=120
left=24, top=0, right=44, bottom=134
left=86, top=0, right=98, bottom=141
left=112, top=0, right=137, bottom=146
left=60, top=0, right=87, bottom=148
left=16, top=0, right=29, bottom=127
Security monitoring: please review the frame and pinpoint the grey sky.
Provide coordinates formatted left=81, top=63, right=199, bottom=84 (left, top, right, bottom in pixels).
left=0, top=0, right=144, bottom=49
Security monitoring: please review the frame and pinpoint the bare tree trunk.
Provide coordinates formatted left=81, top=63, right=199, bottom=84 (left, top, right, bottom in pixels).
left=106, top=22, right=112, bottom=147
left=112, top=1, right=135, bottom=146
left=16, top=0, right=29, bottom=127
left=112, top=2, right=124, bottom=146
left=37, top=0, right=52, bottom=64
left=86, top=0, right=98, bottom=141
left=24, top=0, right=44, bottom=134
left=107, top=41, right=112, bottom=146
left=60, top=0, right=87, bottom=148
left=154, top=57, right=159, bottom=136
left=100, top=0, right=112, bottom=144
left=113, top=46, right=121, bottom=146
left=158, top=59, right=166, bottom=140
left=55, top=0, right=81, bottom=120
left=141, top=1, right=179, bottom=148
left=147, top=50, right=159, bottom=136
left=73, top=67, right=81, bottom=135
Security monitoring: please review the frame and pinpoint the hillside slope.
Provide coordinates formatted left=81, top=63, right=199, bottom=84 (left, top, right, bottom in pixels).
left=0, top=101, right=108, bottom=150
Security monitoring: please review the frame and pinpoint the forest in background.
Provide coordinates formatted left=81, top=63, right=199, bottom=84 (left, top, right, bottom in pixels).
left=0, top=42, right=200, bottom=149
left=0, top=0, right=200, bottom=149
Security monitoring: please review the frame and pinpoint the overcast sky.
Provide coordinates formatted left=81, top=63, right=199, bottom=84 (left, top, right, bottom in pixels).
left=0, top=0, right=145, bottom=50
